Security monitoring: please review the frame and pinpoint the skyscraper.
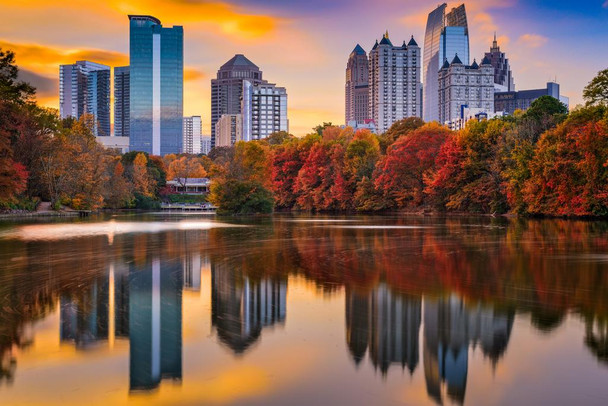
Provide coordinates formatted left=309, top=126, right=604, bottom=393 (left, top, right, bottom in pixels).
left=423, top=3, right=469, bottom=122
left=211, top=55, right=263, bottom=148
left=114, top=66, right=130, bottom=137
left=485, top=34, right=515, bottom=92
left=368, top=32, right=421, bottom=134
left=345, top=44, right=369, bottom=125
left=242, top=80, right=288, bottom=141
left=182, top=116, right=202, bottom=154
left=59, top=61, right=111, bottom=136
left=128, top=15, right=183, bottom=155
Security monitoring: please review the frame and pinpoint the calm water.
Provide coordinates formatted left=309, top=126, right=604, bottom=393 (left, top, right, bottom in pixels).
left=0, top=214, right=607, bottom=405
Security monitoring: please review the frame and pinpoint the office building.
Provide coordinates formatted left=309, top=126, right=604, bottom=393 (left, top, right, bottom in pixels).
left=345, top=44, right=369, bottom=125
left=495, top=82, right=569, bottom=115
left=114, top=66, right=130, bottom=137
left=129, top=15, right=183, bottom=155
left=438, top=55, right=494, bottom=125
left=423, top=3, right=469, bottom=122
left=182, top=116, right=202, bottom=154
left=59, top=61, right=111, bottom=136
left=215, top=114, right=242, bottom=147
left=211, top=54, right=264, bottom=148
left=242, top=80, right=288, bottom=141
left=485, top=34, right=515, bottom=92
left=368, top=32, right=421, bottom=134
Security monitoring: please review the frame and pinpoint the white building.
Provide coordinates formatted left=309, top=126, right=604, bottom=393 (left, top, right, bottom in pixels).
left=201, top=135, right=212, bottom=155
left=215, top=114, right=242, bottom=147
left=242, top=80, right=288, bottom=141
left=438, top=55, right=495, bottom=126
left=369, top=32, right=422, bottom=134
left=183, top=116, right=203, bottom=154
left=343, top=120, right=377, bottom=134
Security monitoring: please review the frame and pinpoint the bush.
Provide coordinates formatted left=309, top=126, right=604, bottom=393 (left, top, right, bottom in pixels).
left=210, top=179, right=274, bottom=215
left=167, top=194, right=208, bottom=204
left=134, top=193, right=161, bottom=210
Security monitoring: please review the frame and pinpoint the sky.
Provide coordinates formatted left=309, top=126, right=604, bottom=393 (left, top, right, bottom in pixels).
left=1, top=0, right=607, bottom=136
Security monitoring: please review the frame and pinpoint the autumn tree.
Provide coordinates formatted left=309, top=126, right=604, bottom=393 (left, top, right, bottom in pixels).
left=427, top=120, right=510, bottom=214
left=378, top=117, right=425, bottom=152
left=0, top=47, right=35, bottom=206
left=523, top=115, right=608, bottom=216
left=209, top=141, right=274, bottom=214
left=375, top=123, right=451, bottom=208
left=104, top=159, right=133, bottom=209
left=132, top=153, right=154, bottom=197
left=167, top=156, right=207, bottom=191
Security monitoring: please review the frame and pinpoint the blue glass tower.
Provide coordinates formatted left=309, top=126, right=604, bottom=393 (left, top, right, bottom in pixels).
left=129, top=15, right=183, bottom=155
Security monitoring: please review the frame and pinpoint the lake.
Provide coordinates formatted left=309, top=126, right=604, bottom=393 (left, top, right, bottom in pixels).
left=0, top=214, right=607, bottom=405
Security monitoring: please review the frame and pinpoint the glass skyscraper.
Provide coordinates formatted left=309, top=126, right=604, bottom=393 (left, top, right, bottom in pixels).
left=423, top=4, right=469, bottom=123
left=59, top=61, right=110, bottom=136
left=114, top=66, right=130, bottom=137
left=129, top=15, right=183, bottom=155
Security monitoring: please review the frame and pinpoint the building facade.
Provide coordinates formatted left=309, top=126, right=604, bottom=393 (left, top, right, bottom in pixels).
left=215, top=114, right=242, bottom=148
left=59, top=61, right=111, bottom=136
left=495, top=82, right=569, bottom=115
left=242, top=80, right=288, bottom=141
left=201, top=136, right=211, bottom=155
left=129, top=15, right=183, bottom=155
left=210, top=55, right=264, bottom=148
left=345, top=44, right=369, bottom=125
left=114, top=66, right=130, bottom=137
left=438, top=55, right=494, bottom=125
left=368, top=32, right=421, bottom=134
left=182, top=116, right=202, bottom=154
left=485, top=34, right=515, bottom=92
left=423, top=3, right=469, bottom=123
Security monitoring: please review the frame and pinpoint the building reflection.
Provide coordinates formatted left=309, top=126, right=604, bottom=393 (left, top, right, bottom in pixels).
left=346, top=289, right=514, bottom=404
left=128, top=256, right=183, bottom=391
left=211, top=262, right=287, bottom=354
left=58, top=253, right=190, bottom=392
left=346, top=284, right=421, bottom=374
left=423, top=295, right=514, bottom=405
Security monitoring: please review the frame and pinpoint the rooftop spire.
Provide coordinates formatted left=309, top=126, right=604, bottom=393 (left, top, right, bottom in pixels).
left=384, top=30, right=389, bottom=39
left=491, top=32, right=499, bottom=52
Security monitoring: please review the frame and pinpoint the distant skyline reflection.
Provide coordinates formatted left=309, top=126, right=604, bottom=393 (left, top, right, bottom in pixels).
left=0, top=215, right=607, bottom=404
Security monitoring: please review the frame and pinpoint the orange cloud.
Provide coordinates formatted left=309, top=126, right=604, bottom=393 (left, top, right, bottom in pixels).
left=107, top=0, right=281, bottom=38
left=517, top=33, right=548, bottom=48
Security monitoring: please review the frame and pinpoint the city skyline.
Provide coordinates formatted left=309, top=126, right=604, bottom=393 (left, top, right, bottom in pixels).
left=1, top=1, right=607, bottom=135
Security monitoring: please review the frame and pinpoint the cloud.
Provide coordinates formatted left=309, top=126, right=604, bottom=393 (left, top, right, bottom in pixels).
left=108, top=0, right=282, bottom=38
left=517, top=34, right=548, bottom=48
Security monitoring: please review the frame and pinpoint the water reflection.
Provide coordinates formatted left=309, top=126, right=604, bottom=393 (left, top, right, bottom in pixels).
left=0, top=216, right=607, bottom=404
left=212, top=263, right=286, bottom=354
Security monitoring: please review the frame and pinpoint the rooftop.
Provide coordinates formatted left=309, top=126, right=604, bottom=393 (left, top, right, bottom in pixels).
left=220, top=54, right=260, bottom=70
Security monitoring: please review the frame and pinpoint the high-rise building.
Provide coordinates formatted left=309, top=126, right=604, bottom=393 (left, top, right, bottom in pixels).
left=211, top=55, right=264, bottom=148
left=485, top=34, right=515, bottom=92
left=114, top=66, right=130, bottom=137
left=345, top=44, right=369, bottom=125
left=215, top=114, right=242, bottom=147
left=128, top=15, right=183, bottom=155
left=423, top=3, right=469, bottom=122
left=182, top=116, right=202, bottom=154
left=368, top=32, right=421, bottom=134
left=242, top=80, right=288, bottom=141
left=438, top=55, right=495, bottom=125
left=59, top=61, right=111, bottom=136
left=201, top=135, right=211, bottom=155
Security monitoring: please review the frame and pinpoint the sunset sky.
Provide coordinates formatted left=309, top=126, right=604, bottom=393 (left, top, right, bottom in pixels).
left=1, top=0, right=607, bottom=136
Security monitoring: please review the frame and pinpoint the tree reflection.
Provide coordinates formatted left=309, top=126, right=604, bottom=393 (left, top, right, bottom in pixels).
left=0, top=216, right=607, bottom=399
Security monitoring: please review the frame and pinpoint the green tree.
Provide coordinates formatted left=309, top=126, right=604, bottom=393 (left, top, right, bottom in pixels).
left=583, top=68, right=608, bottom=107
